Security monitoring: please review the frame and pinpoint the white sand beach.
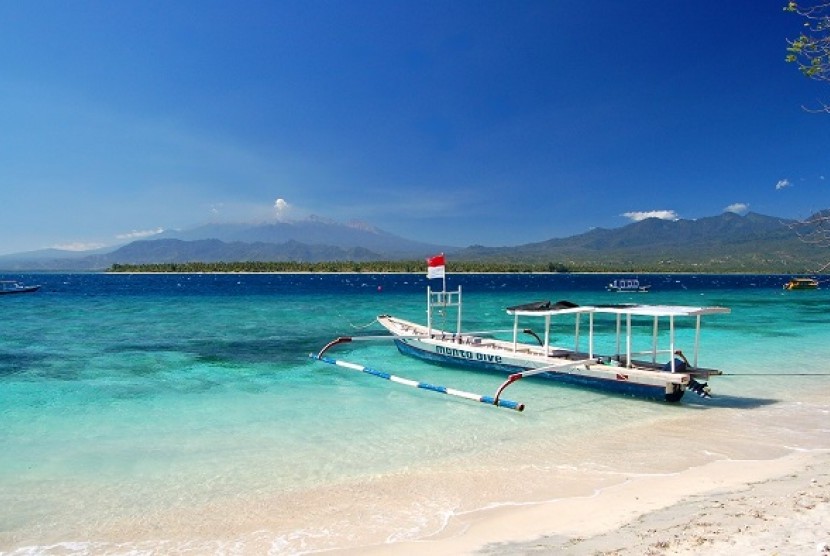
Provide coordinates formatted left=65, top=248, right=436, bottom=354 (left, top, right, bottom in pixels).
left=338, top=371, right=830, bottom=556
left=348, top=450, right=829, bottom=555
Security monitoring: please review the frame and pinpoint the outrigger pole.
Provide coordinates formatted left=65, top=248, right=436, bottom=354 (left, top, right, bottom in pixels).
left=493, top=359, right=595, bottom=405
left=309, top=354, right=525, bottom=412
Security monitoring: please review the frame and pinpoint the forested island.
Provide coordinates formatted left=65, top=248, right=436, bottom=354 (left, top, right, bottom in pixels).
left=108, top=261, right=575, bottom=273
left=106, top=259, right=823, bottom=274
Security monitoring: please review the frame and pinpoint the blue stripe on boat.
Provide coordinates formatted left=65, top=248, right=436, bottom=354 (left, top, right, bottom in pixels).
left=394, top=339, right=667, bottom=401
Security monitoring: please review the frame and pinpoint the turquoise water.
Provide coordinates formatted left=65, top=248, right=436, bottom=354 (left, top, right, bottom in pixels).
left=1, top=273, right=829, bottom=554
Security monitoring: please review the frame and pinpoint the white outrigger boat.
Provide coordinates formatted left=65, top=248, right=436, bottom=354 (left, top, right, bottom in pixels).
left=606, top=277, right=650, bottom=292
left=0, top=280, right=41, bottom=295
left=314, top=284, right=730, bottom=408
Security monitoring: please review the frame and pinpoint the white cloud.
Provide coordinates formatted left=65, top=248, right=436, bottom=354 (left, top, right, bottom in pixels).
left=724, top=203, right=749, bottom=215
left=621, top=210, right=679, bottom=222
left=775, top=179, right=792, bottom=190
left=201, top=198, right=309, bottom=223
left=51, top=242, right=107, bottom=252
left=273, top=197, right=291, bottom=221
left=115, top=227, right=165, bottom=240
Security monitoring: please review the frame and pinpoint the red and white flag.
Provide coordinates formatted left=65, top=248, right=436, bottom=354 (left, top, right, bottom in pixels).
left=426, top=253, right=445, bottom=279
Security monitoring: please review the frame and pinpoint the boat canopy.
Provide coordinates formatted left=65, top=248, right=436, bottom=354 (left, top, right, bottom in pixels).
left=506, top=300, right=729, bottom=318
left=506, top=299, right=585, bottom=315
left=505, top=300, right=730, bottom=371
left=594, top=304, right=731, bottom=317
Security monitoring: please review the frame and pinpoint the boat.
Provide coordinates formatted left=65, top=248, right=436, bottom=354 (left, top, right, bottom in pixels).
left=316, top=284, right=730, bottom=405
left=0, top=280, right=41, bottom=295
left=783, top=277, right=819, bottom=290
left=606, top=277, right=650, bottom=292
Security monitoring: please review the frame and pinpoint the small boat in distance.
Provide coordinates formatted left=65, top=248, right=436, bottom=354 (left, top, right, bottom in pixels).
left=0, top=280, right=41, bottom=295
left=606, top=277, right=650, bottom=293
left=783, top=277, right=819, bottom=290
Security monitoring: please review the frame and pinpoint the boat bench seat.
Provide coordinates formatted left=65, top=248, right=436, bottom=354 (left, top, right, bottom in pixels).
left=628, top=358, right=722, bottom=376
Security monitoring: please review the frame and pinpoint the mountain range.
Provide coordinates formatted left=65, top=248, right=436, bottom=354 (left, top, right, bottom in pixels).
left=0, top=211, right=827, bottom=272
left=455, top=211, right=827, bottom=271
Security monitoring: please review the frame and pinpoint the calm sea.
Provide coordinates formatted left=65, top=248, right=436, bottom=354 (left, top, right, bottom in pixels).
left=1, top=273, right=829, bottom=554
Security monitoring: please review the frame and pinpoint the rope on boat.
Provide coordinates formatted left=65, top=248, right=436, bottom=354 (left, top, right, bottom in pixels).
left=308, top=354, right=525, bottom=412
left=723, top=372, right=830, bottom=376
left=348, top=319, right=379, bottom=330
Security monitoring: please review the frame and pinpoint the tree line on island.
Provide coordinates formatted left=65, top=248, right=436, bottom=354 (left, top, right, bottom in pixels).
left=106, top=258, right=807, bottom=274
left=108, top=261, right=577, bottom=273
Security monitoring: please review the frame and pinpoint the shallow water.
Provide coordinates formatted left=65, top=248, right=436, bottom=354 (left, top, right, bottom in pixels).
left=1, top=273, right=829, bottom=554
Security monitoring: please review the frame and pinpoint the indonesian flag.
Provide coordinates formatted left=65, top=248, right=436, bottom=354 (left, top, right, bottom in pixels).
left=426, top=253, right=445, bottom=279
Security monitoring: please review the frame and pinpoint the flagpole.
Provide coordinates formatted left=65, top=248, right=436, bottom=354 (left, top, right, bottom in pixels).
left=442, top=252, right=446, bottom=293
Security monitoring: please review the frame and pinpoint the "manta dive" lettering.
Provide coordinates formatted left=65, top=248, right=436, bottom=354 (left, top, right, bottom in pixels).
left=435, top=345, right=503, bottom=364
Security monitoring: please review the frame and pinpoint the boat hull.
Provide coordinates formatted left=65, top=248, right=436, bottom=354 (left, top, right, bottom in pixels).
left=783, top=280, right=818, bottom=290
left=391, top=337, right=683, bottom=402
left=0, top=285, right=40, bottom=295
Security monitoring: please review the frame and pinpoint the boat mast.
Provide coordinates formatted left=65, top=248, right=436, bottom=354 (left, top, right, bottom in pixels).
left=426, top=285, right=462, bottom=336
left=427, top=286, right=432, bottom=333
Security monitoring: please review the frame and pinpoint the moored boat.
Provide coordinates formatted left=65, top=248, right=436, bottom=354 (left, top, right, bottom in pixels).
left=0, top=280, right=41, bottom=295
left=372, top=290, right=727, bottom=403
left=315, top=260, right=730, bottom=407
left=783, top=277, right=819, bottom=290
left=606, top=277, right=650, bottom=292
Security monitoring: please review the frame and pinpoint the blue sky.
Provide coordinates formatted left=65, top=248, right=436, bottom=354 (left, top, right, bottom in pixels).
left=1, top=0, right=828, bottom=255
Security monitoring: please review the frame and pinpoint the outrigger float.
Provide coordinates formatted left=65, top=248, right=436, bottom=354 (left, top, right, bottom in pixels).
left=311, top=264, right=730, bottom=410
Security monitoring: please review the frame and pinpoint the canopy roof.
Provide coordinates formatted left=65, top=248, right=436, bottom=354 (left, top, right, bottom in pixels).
left=506, top=300, right=730, bottom=318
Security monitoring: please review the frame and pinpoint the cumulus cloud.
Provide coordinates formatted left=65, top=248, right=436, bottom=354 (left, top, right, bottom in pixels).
left=273, top=197, right=291, bottom=221
left=116, top=227, right=165, bottom=240
left=775, top=179, right=792, bottom=190
left=52, top=242, right=107, bottom=252
left=621, top=210, right=679, bottom=222
left=724, top=203, right=749, bottom=215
